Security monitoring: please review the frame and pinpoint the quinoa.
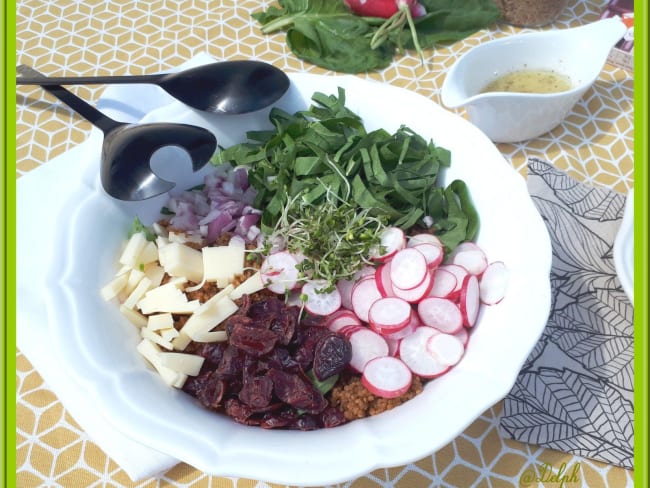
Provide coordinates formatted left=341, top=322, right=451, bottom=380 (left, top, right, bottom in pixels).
left=330, top=372, right=425, bottom=421
left=493, top=0, right=568, bottom=27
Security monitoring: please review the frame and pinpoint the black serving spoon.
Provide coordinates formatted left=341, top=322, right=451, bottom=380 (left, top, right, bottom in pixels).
left=17, top=64, right=218, bottom=201
left=16, top=60, right=291, bottom=114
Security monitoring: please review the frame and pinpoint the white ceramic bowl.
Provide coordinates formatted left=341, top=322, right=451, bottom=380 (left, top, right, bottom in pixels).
left=441, top=18, right=627, bottom=143
left=43, top=74, right=552, bottom=485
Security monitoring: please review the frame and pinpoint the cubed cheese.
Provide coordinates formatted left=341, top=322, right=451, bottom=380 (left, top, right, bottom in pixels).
left=137, top=282, right=199, bottom=315
left=192, top=330, right=228, bottom=343
left=141, top=327, right=174, bottom=351
left=137, top=240, right=159, bottom=265
left=119, top=304, right=148, bottom=327
left=136, top=339, right=187, bottom=388
left=202, top=246, right=245, bottom=287
left=229, top=271, right=264, bottom=300
left=158, top=242, right=203, bottom=283
left=119, top=232, right=148, bottom=267
left=171, top=332, right=193, bottom=351
left=180, top=296, right=238, bottom=340
left=123, top=276, right=152, bottom=309
left=124, top=269, right=146, bottom=296
left=157, top=352, right=205, bottom=376
left=143, top=264, right=165, bottom=288
left=160, top=328, right=180, bottom=342
left=101, top=273, right=129, bottom=301
left=147, top=313, right=174, bottom=331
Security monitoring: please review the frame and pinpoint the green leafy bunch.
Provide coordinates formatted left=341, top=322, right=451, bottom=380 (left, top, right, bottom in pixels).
left=252, top=0, right=501, bottom=73
left=213, top=87, right=479, bottom=253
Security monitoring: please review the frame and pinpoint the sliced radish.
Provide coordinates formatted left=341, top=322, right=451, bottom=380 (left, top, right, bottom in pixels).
left=438, top=264, right=468, bottom=299
left=374, top=262, right=396, bottom=298
left=326, top=309, right=361, bottom=329
left=426, top=333, right=465, bottom=367
left=368, top=297, right=412, bottom=334
left=453, top=327, right=469, bottom=347
left=355, top=266, right=376, bottom=280
left=459, top=274, right=480, bottom=327
left=413, top=242, right=444, bottom=269
left=302, top=280, right=342, bottom=316
left=389, top=248, right=428, bottom=290
left=407, top=233, right=443, bottom=248
left=399, top=327, right=450, bottom=378
left=383, top=310, right=420, bottom=340
left=337, top=278, right=357, bottom=310
left=362, top=356, right=412, bottom=398
left=260, top=251, right=300, bottom=294
left=351, top=277, right=383, bottom=323
left=449, top=243, right=488, bottom=276
left=339, top=324, right=366, bottom=339
left=348, top=328, right=389, bottom=372
left=386, top=337, right=401, bottom=357
left=428, top=268, right=457, bottom=298
left=479, top=261, right=509, bottom=305
left=393, top=270, right=433, bottom=303
left=369, top=226, right=406, bottom=261
left=417, top=297, right=463, bottom=334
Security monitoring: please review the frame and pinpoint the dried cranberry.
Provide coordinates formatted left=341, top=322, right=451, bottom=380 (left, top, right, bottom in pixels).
left=239, top=375, right=273, bottom=410
left=268, top=369, right=327, bottom=414
left=224, top=398, right=259, bottom=426
left=291, top=414, right=320, bottom=431
left=229, top=323, right=279, bottom=357
left=320, top=406, right=347, bottom=428
left=183, top=371, right=226, bottom=410
left=260, top=408, right=298, bottom=429
left=312, top=333, right=352, bottom=381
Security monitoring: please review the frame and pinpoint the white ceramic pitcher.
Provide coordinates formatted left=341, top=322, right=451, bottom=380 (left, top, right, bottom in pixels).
left=440, top=18, right=627, bottom=143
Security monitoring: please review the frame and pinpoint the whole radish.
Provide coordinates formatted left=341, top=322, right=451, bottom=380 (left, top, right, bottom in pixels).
left=344, top=0, right=427, bottom=62
left=344, top=0, right=426, bottom=19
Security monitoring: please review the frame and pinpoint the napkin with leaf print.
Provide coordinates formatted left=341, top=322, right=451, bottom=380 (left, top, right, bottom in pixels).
left=499, top=158, right=634, bottom=469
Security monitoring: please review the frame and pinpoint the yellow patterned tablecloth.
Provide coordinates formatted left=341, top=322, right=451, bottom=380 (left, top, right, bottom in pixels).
left=16, top=1, right=634, bottom=487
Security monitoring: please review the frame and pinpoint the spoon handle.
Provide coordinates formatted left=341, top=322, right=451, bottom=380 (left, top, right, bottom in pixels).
left=17, top=65, right=123, bottom=133
left=16, top=73, right=165, bottom=86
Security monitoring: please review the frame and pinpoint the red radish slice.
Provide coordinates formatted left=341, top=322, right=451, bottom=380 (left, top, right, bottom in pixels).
left=348, top=328, right=389, bottom=372
left=453, top=327, right=469, bottom=347
left=369, top=226, right=406, bottom=261
left=428, top=268, right=457, bottom=298
left=351, top=277, right=383, bottom=323
left=438, top=264, right=468, bottom=298
left=417, top=297, right=463, bottom=333
left=337, top=278, right=356, bottom=310
left=355, top=266, right=376, bottom=280
left=393, top=270, right=433, bottom=303
left=459, top=274, right=480, bottom=327
left=399, top=327, right=450, bottom=378
left=407, top=233, right=443, bottom=248
left=386, top=337, right=401, bottom=357
left=326, top=309, right=361, bottom=331
left=362, top=356, right=412, bottom=398
left=339, top=324, right=366, bottom=339
left=479, top=261, right=509, bottom=305
left=450, top=243, right=488, bottom=276
left=389, top=248, right=428, bottom=290
left=260, top=251, right=300, bottom=293
left=302, top=280, right=342, bottom=316
left=375, top=262, right=396, bottom=298
left=383, top=310, right=420, bottom=340
left=413, top=243, right=444, bottom=269
left=426, top=333, right=465, bottom=367
left=368, top=297, right=411, bottom=334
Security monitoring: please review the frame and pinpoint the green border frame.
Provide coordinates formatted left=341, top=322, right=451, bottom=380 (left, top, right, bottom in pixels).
left=634, top=1, right=648, bottom=487
left=1, top=3, right=648, bottom=488
left=3, top=1, right=16, bottom=487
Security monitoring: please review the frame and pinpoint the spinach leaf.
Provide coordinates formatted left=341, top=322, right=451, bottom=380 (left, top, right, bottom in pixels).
left=252, top=0, right=500, bottom=73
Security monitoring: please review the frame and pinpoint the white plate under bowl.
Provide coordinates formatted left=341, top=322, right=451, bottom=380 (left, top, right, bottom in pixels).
left=614, top=188, right=634, bottom=305
left=43, top=74, right=552, bottom=486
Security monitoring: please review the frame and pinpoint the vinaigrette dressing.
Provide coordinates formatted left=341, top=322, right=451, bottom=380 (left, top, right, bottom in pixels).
left=481, top=69, right=572, bottom=94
